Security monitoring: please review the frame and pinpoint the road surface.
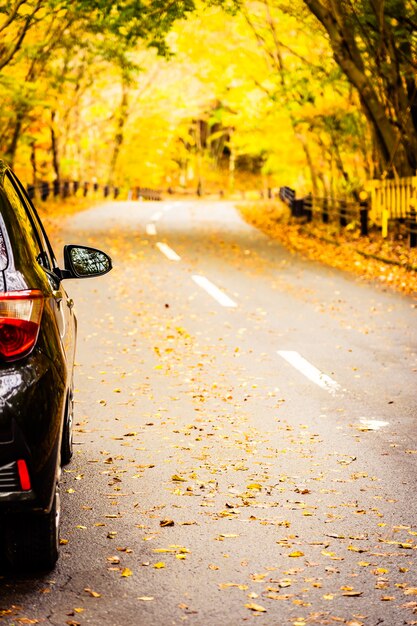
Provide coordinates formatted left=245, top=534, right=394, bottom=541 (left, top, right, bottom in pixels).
left=1, top=200, right=417, bottom=626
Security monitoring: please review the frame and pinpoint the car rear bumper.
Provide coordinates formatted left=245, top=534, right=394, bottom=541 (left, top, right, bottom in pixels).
left=0, top=350, right=66, bottom=514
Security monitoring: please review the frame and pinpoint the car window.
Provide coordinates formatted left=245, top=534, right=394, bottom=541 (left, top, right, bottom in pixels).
left=3, top=174, right=51, bottom=270
left=9, top=172, right=57, bottom=270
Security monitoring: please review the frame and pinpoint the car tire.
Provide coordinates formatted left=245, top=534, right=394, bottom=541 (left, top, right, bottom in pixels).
left=5, top=486, right=60, bottom=571
left=61, top=385, right=74, bottom=465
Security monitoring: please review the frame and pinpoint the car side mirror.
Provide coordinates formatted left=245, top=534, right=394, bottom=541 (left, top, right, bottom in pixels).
left=63, top=245, right=112, bottom=279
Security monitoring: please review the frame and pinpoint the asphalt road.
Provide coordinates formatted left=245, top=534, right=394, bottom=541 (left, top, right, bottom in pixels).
left=1, top=199, right=417, bottom=626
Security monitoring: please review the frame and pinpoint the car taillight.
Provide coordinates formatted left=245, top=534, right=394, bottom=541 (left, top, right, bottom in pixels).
left=0, top=290, right=44, bottom=361
left=17, top=459, right=31, bottom=490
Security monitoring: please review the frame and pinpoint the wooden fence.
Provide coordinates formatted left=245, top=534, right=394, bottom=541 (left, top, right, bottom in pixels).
left=278, top=179, right=417, bottom=246
left=366, top=176, right=417, bottom=237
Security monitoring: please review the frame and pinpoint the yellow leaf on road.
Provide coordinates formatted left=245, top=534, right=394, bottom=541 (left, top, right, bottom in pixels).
left=153, top=548, right=176, bottom=553
left=219, top=583, right=248, bottom=590
left=121, top=568, right=132, bottom=577
left=219, top=533, right=239, bottom=538
left=288, top=551, right=304, bottom=558
left=171, top=474, right=187, bottom=482
left=404, top=588, right=417, bottom=595
left=244, top=603, right=267, bottom=612
left=160, top=519, right=175, bottom=527
left=348, top=545, right=367, bottom=553
left=342, top=590, right=362, bottom=597
left=84, top=588, right=101, bottom=598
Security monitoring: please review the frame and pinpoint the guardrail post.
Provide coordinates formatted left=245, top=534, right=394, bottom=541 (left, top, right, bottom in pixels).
left=382, top=208, right=389, bottom=238
left=41, top=181, right=50, bottom=201
left=359, top=191, right=369, bottom=236
left=408, top=201, right=417, bottom=248
left=339, top=200, right=347, bottom=227
left=322, top=197, right=329, bottom=223
left=292, top=199, right=304, bottom=217
left=303, top=193, right=313, bottom=222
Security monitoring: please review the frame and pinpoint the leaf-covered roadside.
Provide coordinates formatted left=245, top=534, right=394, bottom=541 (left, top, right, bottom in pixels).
left=238, top=202, right=417, bottom=299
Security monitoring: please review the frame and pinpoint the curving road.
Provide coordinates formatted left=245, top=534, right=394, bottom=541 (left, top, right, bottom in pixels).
left=1, top=200, right=417, bottom=626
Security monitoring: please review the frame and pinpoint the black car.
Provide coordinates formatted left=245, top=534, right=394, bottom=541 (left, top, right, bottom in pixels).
left=0, top=161, right=111, bottom=570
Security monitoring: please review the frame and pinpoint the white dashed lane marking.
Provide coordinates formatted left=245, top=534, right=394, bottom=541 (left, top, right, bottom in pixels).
left=278, top=350, right=341, bottom=396
left=146, top=223, right=157, bottom=236
left=156, top=242, right=181, bottom=261
left=192, top=275, right=237, bottom=308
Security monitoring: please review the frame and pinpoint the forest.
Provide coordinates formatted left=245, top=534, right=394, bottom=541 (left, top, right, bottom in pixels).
left=0, top=0, right=416, bottom=198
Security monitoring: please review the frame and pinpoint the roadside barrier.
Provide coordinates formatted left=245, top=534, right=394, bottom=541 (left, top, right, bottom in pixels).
left=277, top=186, right=417, bottom=248
left=25, top=181, right=162, bottom=203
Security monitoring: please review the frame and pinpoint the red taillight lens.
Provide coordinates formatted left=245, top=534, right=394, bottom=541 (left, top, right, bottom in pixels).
left=17, top=459, right=31, bottom=490
left=0, top=290, right=44, bottom=361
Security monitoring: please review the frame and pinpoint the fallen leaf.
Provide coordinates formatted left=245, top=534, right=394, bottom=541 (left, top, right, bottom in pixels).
left=219, top=533, right=239, bottom=539
left=348, top=545, right=367, bottom=553
left=342, top=590, right=363, bottom=597
left=404, top=588, right=417, bottom=596
left=244, top=603, right=267, bottom=612
left=84, top=588, right=101, bottom=598
left=160, top=519, right=175, bottom=527
left=121, top=568, right=132, bottom=577
left=153, top=548, right=176, bottom=553
left=219, top=583, right=248, bottom=590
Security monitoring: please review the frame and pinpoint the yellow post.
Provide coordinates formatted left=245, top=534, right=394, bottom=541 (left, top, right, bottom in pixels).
left=382, top=209, right=389, bottom=238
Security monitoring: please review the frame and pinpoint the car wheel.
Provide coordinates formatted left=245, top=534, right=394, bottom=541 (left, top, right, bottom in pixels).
left=61, top=385, right=74, bottom=465
left=5, top=486, right=60, bottom=571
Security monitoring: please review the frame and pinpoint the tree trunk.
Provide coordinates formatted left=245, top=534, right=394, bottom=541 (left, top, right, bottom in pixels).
left=5, top=109, right=25, bottom=167
left=303, top=0, right=416, bottom=177
left=50, top=110, right=60, bottom=186
left=30, top=141, right=38, bottom=189
left=107, top=81, right=129, bottom=187
left=296, top=132, right=319, bottom=197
